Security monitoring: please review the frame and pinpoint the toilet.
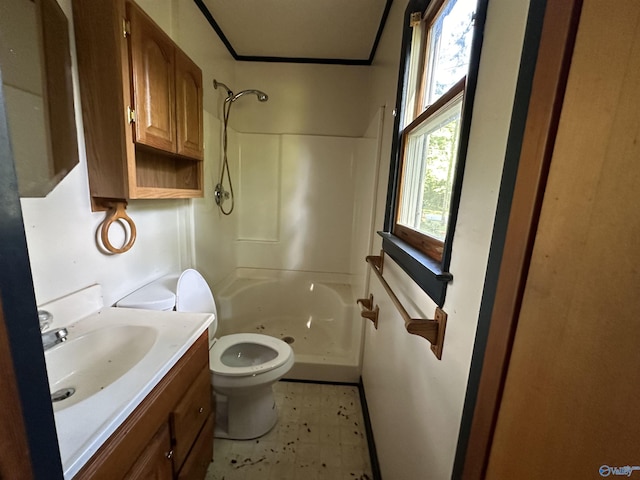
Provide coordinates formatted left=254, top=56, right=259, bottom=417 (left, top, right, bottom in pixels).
left=116, top=269, right=295, bottom=440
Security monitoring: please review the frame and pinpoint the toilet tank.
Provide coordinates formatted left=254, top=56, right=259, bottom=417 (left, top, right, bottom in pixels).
left=116, top=271, right=218, bottom=344
left=116, top=274, right=179, bottom=311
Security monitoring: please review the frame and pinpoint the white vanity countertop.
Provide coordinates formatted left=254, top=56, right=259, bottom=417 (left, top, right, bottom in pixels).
left=40, top=285, right=214, bottom=479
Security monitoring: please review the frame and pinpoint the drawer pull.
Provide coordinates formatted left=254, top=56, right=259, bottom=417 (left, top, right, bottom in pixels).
left=166, top=449, right=173, bottom=460
left=198, top=407, right=204, bottom=414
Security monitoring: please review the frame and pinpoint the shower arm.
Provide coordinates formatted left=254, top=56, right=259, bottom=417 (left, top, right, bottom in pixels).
left=213, top=79, right=268, bottom=103
left=213, top=79, right=233, bottom=98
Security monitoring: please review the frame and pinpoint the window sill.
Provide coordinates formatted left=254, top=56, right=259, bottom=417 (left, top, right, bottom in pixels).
left=378, top=231, right=453, bottom=307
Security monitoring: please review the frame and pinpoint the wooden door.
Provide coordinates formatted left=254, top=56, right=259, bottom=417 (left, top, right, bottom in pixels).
left=123, top=422, right=173, bottom=480
left=127, top=1, right=175, bottom=153
left=0, top=298, right=33, bottom=478
left=175, top=49, right=203, bottom=160
left=485, top=1, right=640, bottom=478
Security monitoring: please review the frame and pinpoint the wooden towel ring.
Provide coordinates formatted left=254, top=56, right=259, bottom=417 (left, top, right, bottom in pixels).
left=99, top=201, right=137, bottom=254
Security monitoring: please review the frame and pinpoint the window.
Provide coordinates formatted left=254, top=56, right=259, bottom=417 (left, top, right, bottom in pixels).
left=381, top=0, right=485, bottom=305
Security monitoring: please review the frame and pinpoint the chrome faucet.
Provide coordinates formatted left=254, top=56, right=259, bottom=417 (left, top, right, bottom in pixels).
left=38, top=310, right=52, bottom=332
left=42, top=327, right=68, bottom=351
left=38, top=310, right=68, bottom=351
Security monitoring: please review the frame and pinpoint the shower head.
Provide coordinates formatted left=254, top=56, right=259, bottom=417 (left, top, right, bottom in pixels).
left=230, top=89, right=269, bottom=103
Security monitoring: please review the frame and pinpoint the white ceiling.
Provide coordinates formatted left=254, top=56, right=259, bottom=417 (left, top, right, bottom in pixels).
left=196, top=0, right=392, bottom=64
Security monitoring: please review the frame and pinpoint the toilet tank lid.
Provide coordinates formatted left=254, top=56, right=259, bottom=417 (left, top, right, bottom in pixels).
left=116, top=275, right=179, bottom=311
left=176, top=269, right=217, bottom=316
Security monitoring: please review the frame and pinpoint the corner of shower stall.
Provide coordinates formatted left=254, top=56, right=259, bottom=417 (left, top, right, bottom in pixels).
left=213, top=268, right=365, bottom=383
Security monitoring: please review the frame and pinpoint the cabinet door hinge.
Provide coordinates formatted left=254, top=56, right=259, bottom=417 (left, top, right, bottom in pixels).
left=123, top=18, right=131, bottom=37
left=127, top=106, right=136, bottom=124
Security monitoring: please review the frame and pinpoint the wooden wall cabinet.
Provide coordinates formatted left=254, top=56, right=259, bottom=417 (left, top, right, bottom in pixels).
left=75, top=333, right=214, bottom=480
left=72, top=0, right=204, bottom=205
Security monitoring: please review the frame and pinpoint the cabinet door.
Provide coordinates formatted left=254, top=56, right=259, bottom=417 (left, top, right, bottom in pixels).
left=171, top=366, right=212, bottom=470
left=178, top=413, right=214, bottom=480
left=127, top=1, right=176, bottom=153
left=124, top=422, right=173, bottom=480
left=175, top=49, right=203, bottom=160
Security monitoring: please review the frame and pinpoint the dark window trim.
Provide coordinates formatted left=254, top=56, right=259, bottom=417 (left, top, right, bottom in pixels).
left=381, top=0, right=489, bottom=306
left=379, top=232, right=453, bottom=306
left=193, top=0, right=393, bottom=66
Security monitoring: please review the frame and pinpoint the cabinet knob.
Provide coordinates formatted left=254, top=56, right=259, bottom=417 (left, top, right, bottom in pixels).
left=198, top=407, right=204, bottom=414
left=166, top=449, right=173, bottom=460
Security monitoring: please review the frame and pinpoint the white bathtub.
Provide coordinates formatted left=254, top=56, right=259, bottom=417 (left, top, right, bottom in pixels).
left=214, top=269, right=363, bottom=382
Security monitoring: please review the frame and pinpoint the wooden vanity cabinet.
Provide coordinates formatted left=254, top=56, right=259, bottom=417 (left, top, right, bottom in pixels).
left=72, top=0, right=204, bottom=205
left=74, top=332, right=214, bottom=480
left=171, top=366, right=212, bottom=469
left=177, top=414, right=214, bottom=480
left=123, top=423, right=173, bottom=479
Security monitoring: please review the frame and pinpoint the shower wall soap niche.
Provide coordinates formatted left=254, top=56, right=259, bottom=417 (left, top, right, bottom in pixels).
left=73, top=0, right=204, bottom=209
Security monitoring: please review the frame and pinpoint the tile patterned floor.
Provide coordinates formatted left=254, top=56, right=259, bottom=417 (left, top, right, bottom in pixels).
left=206, top=381, right=373, bottom=480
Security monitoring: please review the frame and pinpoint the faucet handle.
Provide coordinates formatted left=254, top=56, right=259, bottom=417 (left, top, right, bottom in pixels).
left=54, top=328, right=68, bottom=343
left=38, top=310, right=52, bottom=332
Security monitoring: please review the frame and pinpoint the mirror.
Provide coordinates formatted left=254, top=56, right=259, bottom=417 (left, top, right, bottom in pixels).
left=0, top=0, right=78, bottom=197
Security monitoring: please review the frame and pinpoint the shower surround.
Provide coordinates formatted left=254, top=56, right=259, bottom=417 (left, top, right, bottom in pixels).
left=194, top=109, right=383, bottom=381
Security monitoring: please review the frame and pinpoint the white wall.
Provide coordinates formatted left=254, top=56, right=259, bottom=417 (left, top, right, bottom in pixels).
left=21, top=175, right=189, bottom=308
left=361, top=0, right=531, bottom=479
left=232, top=62, right=372, bottom=137
left=192, top=112, right=239, bottom=289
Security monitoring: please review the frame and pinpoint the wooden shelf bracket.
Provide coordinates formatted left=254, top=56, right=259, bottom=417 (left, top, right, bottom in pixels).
left=365, top=251, right=448, bottom=359
left=357, top=294, right=379, bottom=329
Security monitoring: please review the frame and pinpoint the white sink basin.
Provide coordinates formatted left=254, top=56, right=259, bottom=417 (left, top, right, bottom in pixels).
left=45, top=325, right=158, bottom=411
left=38, top=285, right=215, bottom=479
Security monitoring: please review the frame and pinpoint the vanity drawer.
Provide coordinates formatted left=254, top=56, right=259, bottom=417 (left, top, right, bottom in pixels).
left=177, top=412, right=214, bottom=480
left=171, top=365, right=211, bottom=469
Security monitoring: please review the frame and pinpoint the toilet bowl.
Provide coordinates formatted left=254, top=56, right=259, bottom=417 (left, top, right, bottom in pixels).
left=116, top=269, right=294, bottom=440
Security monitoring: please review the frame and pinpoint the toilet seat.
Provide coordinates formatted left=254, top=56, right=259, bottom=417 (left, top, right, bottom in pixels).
left=210, top=333, right=293, bottom=377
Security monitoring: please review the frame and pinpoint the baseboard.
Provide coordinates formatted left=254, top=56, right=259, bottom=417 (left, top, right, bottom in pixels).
left=281, top=378, right=358, bottom=386
left=359, top=377, right=382, bottom=480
